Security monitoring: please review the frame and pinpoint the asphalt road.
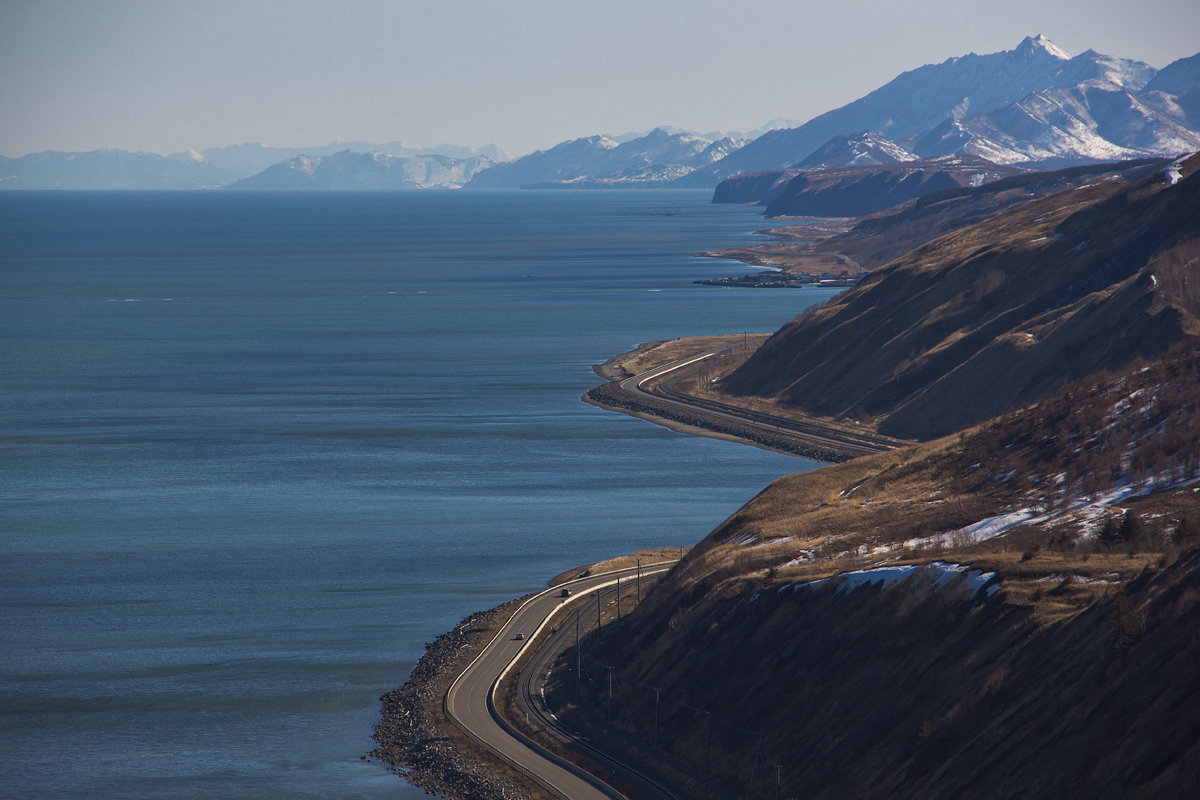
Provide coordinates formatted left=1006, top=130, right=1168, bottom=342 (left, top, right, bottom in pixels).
left=444, top=563, right=675, bottom=800
left=617, top=347, right=897, bottom=457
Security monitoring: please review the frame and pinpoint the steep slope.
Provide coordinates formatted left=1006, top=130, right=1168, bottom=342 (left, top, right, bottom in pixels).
left=911, top=81, right=1200, bottom=166
left=558, top=344, right=1200, bottom=800
left=761, top=155, right=1022, bottom=218
left=707, top=158, right=1171, bottom=276
left=686, top=35, right=1137, bottom=185
left=794, top=130, right=918, bottom=168
left=710, top=169, right=800, bottom=204
left=721, top=153, right=1200, bottom=439
left=227, top=150, right=495, bottom=190
left=696, top=38, right=1200, bottom=189
left=709, top=131, right=918, bottom=205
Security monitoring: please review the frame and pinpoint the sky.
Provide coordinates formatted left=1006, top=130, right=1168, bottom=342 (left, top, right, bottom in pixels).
left=2, top=0, right=1198, bottom=158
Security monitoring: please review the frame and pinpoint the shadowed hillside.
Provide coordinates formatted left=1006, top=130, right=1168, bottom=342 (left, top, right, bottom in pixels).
left=549, top=343, right=1200, bottom=799
left=721, top=153, right=1200, bottom=439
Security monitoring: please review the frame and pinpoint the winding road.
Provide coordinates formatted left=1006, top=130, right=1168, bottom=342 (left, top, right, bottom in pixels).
left=615, top=346, right=899, bottom=457
left=442, top=350, right=899, bottom=797
left=444, top=563, right=676, bottom=800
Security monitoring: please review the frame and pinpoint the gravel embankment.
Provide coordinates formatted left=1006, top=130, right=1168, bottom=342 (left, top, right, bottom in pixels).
left=371, top=598, right=551, bottom=800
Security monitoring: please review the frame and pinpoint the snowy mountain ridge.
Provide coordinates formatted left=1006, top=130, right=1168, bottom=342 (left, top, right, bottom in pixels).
left=465, top=127, right=748, bottom=188
left=693, top=35, right=1200, bottom=188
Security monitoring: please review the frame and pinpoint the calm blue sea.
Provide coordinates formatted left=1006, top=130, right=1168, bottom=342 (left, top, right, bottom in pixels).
left=0, top=190, right=833, bottom=799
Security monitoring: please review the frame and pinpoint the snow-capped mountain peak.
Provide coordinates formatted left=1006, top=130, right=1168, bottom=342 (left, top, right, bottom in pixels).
left=1016, top=34, right=1071, bottom=61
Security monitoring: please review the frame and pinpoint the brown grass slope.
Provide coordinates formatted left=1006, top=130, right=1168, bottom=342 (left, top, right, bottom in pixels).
left=573, top=346, right=1200, bottom=799
left=828, top=157, right=1171, bottom=270
left=722, top=153, right=1200, bottom=440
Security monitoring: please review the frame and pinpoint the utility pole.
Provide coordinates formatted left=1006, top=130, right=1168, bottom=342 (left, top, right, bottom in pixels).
left=775, top=764, right=782, bottom=800
left=653, top=688, right=662, bottom=749
left=616, top=577, right=621, bottom=623
left=607, top=667, right=614, bottom=721
left=636, top=559, right=641, bottom=603
left=758, top=737, right=766, bottom=795
left=596, top=593, right=602, bottom=641
left=704, top=711, right=711, bottom=773
left=575, top=610, right=580, bottom=694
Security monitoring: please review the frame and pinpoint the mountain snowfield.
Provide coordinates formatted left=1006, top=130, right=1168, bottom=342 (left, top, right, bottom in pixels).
left=688, top=35, right=1200, bottom=186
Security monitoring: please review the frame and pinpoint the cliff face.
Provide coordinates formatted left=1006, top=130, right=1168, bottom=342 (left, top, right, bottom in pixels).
left=709, top=155, right=1022, bottom=215
left=710, top=169, right=797, bottom=205
left=722, top=153, right=1200, bottom=439
left=761, top=155, right=1022, bottom=218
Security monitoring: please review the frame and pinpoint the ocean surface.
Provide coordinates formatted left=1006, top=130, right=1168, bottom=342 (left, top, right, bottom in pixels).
left=0, top=190, right=836, bottom=799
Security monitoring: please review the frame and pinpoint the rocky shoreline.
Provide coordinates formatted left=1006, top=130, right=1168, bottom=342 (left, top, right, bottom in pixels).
left=370, top=598, right=552, bottom=800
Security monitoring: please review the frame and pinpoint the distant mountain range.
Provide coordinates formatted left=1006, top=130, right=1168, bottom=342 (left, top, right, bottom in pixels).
left=3, top=36, right=1196, bottom=192
left=179, top=140, right=509, bottom=178
left=227, top=150, right=497, bottom=190
left=692, top=36, right=1200, bottom=188
left=0, top=140, right=507, bottom=190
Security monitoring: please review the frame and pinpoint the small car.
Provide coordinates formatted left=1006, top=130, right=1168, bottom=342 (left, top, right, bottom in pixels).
left=513, top=632, right=524, bottom=640
left=559, top=588, right=572, bottom=598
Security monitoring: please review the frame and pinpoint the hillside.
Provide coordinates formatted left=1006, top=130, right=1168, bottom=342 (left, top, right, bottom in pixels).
left=720, top=153, right=1200, bottom=439
left=706, top=157, right=1171, bottom=275
left=549, top=342, right=1200, bottom=799
left=760, top=155, right=1024, bottom=218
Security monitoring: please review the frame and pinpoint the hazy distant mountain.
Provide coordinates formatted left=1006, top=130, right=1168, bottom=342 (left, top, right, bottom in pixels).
left=0, top=140, right=508, bottom=189
left=0, top=149, right=234, bottom=189
left=692, top=36, right=1200, bottom=188
left=466, top=128, right=746, bottom=188
left=179, top=140, right=508, bottom=179
left=227, top=150, right=496, bottom=190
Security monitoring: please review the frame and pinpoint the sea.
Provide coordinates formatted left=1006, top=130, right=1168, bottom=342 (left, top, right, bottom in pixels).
left=0, top=189, right=835, bottom=799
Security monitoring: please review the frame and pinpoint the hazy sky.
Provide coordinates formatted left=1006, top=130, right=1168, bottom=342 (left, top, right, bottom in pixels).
left=2, top=0, right=1198, bottom=158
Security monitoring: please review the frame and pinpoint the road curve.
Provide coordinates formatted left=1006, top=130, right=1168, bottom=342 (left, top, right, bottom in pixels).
left=616, top=347, right=898, bottom=457
left=444, top=563, right=675, bottom=800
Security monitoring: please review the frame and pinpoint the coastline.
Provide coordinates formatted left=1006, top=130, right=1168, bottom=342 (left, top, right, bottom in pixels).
left=370, top=597, right=558, bottom=800
left=372, top=548, right=683, bottom=800
left=583, top=380, right=851, bottom=462
left=584, top=336, right=898, bottom=462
